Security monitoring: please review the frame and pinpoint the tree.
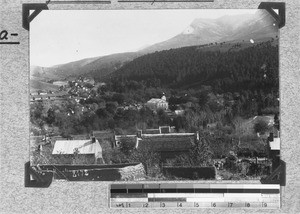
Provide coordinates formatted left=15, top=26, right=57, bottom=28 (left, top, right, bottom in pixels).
left=107, top=118, right=115, bottom=129
left=173, top=135, right=213, bottom=167
left=102, top=148, right=129, bottom=164
left=112, top=93, right=125, bottom=105
left=224, top=151, right=239, bottom=173
left=84, top=83, right=94, bottom=89
left=30, top=102, right=46, bottom=122
left=172, top=116, right=188, bottom=132
left=274, top=113, right=280, bottom=130
left=30, top=102, right=48, bottom=134
left=46, top=108, right=55, bottom=125
left=97, top=85, right=107, bottom=95
left=128, top=145, right=161, bottom=176
left=233, top=117, right=247, bottom=136
left=157, top=109, right=171, bottom=125
left=197, top=90, right=210, bottom=111
left=253, top=119, right=269, bottom=134
left=106, top=102, right=118, bottom=114
left=96, top=108, right=110, bottom=119
left=168, top=96, right=178, bottom=111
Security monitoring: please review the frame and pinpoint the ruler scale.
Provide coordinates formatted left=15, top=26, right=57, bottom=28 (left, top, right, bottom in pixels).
left=110, top=184, right=280, bottom=209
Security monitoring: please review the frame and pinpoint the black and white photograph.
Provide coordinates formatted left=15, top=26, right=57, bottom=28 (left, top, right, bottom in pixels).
left=29, top=9, right=280, bottom=182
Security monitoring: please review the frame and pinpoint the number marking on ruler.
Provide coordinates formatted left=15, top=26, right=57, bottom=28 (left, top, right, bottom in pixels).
left=109, top=184, right=280, bottom=208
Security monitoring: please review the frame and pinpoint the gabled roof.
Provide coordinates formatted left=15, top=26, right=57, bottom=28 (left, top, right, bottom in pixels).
left=53, top=81, right=68, bottom=85
left=92, top=130, right=114, bottom=139
left=147, top=98, right=167, bottom=104
left=142, top=129, right=161, bottom=134
left=52, top=139, right=102, bottom=156
left=137, top=133, right=195, bottom=152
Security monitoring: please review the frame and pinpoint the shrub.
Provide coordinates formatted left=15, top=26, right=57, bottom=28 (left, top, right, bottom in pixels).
left=253, top=119, right=269, bottom=134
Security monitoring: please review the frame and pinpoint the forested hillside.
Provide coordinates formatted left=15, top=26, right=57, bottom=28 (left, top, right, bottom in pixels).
left=112, top=40, right=278, bottom=94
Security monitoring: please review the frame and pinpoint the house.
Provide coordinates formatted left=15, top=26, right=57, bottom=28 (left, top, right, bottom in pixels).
left=138, top=126, right=176, bottom=135
left=53, top=81, right=68, bottom=87
left=207, top=122, right=217, bottom=129
left=114, top=127, right=198, bottom=162
left=83, top=78, right=95, bottom=86
left=142, top=129, right=161, bottom=134
left=137, top=133, right=196, bottom=153
left=146, top=96, right=168, bottom=111
left=30, top=92, right=68, bottom=102
left=174, top=110, right=185, bottom=116
left=267, top=132, right=280, bottom=171
left=52, top=137, right=103, bottom=164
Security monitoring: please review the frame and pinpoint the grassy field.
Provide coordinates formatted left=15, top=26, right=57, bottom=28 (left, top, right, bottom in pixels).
left=30, top=77, right=60, bottom=92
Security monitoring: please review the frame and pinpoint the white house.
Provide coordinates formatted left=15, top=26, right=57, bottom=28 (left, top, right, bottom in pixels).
left=53, top=81, right=68, bottom=87
left=52, top=137, right=102, bottom=164
left=146, top=96, right=168, bottom=111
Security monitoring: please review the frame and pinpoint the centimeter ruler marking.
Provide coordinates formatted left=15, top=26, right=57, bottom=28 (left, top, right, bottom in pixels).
left=109, top=184, right=280, bottom=208
left=110, top=201, right=279, bottom=208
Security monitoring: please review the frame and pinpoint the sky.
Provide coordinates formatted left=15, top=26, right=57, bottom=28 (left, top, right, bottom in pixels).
left=30, top=9, right=257, bottom=67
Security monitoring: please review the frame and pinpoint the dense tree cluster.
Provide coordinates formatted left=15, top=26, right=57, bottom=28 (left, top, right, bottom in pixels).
left=30, top=99, right=170, bottom=137
left=113, top=41, right=278, bottom=93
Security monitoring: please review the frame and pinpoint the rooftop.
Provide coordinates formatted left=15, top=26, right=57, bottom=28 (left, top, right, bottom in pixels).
left=138, top=134, right=195, bottom=152
left=52, top=139, right=102, bottom=156
left=269, top=138, right=280, bottom=150
left=147, top=98, right=168, bottom=104
left=115, top=132, right=196, bottom=152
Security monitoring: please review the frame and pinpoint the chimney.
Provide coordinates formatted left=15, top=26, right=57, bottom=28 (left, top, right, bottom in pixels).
left=92, top=136, right=96, bottom=143
left=269, top=133, right=274, bottom=142
left=135, top=137, right=140, bottom=149
left=196, top=131, right=199, bottom=141
left=159, top=126, right=170, bottom=134
left=137, top=130, right=142, bottom=138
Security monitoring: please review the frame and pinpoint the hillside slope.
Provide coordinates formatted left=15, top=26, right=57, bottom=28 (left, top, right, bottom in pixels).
left=110, top=40, right=279, bottom=92
left=30, top=77, right=60, bottom=92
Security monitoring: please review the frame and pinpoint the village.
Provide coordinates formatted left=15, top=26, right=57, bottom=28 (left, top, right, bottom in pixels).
left=30, top=124, right=280, bottom=181
left=29, top=76, right=281, bottom=181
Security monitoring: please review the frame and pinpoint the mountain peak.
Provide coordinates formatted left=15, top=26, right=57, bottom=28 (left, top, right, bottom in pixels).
left=182, top=26, right=195, bottom=35
left=189, top=18, right=214, bottom=29
left=33, top=11, right=278, bottom=81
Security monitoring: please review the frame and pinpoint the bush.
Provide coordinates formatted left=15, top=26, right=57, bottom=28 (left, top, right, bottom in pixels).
left=253, top=119, right=269, bottom=134
left=128, top=147, right=161, bottom=176
left=162, top=166, right=216, bottom=180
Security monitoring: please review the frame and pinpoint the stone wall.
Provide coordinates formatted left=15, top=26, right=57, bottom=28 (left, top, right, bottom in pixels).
left=118, top=163, right=146, bottom=181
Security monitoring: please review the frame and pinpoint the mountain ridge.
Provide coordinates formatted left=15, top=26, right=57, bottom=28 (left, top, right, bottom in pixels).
left=31, top=11, right=277, bottom=83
